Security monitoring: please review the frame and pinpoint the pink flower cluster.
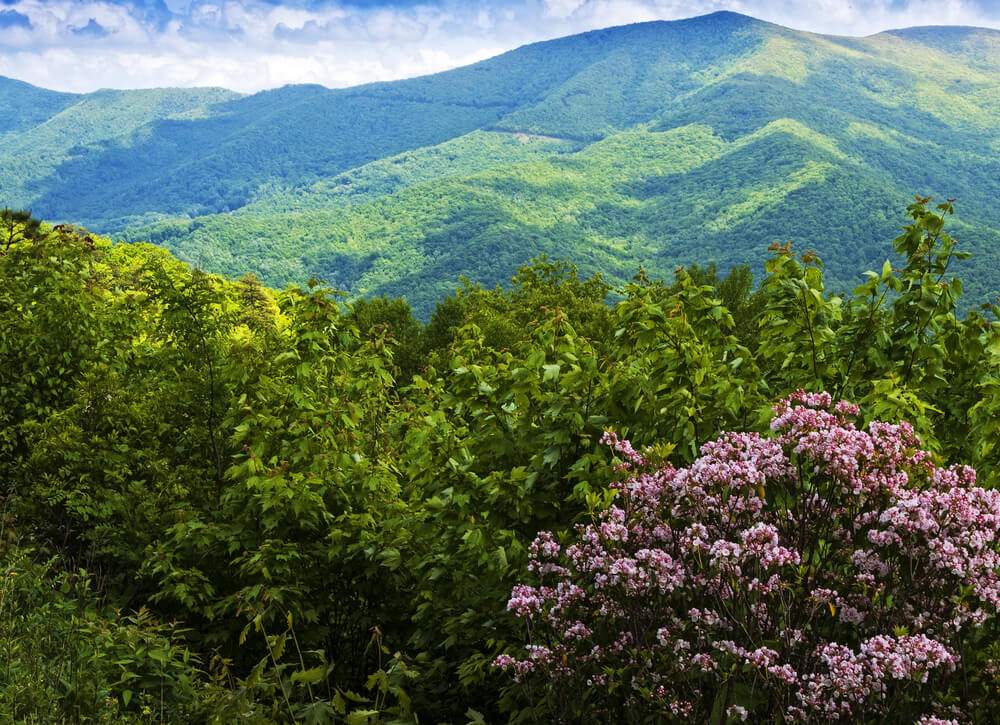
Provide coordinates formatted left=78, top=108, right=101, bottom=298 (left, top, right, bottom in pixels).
left=799, top=635, right=957, bottom=718
left=600, top=429, right=648, bottom=470
left=496, top=392, right=1000, bottom=722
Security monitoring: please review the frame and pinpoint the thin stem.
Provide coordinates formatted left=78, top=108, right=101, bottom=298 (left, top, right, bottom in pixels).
left=800, top=285, right=820, bottom=383
left=259, top=618, right=295, bottom=720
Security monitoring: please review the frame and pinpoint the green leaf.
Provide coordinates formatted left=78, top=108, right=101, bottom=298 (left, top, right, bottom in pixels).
left=300, top=700, right=337, bottom=725
left=493, top=546, right=508, bottom=568
left=378, top=548, right=402, bottom=570
left=346, top=710, right=380, bottom=725
left=291, top=664, right=328, bottom=685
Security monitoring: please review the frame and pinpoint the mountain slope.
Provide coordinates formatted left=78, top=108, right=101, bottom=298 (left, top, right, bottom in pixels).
left=0, top=76, right=80, bottom=136
left=126, top=121, right=973, bottom=316
left=0, top=82, right=243, bottom=227
left=3, top=12, right=766, bottom=232
left=5, top=12, right=1000, bottom=315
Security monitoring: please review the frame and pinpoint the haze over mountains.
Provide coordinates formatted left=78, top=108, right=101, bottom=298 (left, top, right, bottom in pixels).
left=3, top=11, right=1000, bottom=314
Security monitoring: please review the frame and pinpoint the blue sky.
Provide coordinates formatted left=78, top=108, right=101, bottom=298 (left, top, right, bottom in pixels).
left=2, top=0, right=999, bottom=93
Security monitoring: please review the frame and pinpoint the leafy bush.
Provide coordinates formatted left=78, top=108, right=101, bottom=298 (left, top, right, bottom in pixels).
left=0, top=540, right=217, bottom=723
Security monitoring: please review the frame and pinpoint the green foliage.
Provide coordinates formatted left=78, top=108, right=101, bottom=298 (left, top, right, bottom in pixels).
left=608, top=266, right=760, bottom=460
left=0, top=536, right=218, bottom=723
left=757, top=243, right=842, bottom=390
left=1, top=207, right=41, bottom=250
left=123, top=109, right=1000, bottom=318
left=7, top=197, right=1000, bottom=722
left=0, top=75, right=79, bottom=136
left=0, top=218, right=242, bottom=580
left=424, top=256, right=612, bottom=354
left=347, top=296, right=425, bottom=385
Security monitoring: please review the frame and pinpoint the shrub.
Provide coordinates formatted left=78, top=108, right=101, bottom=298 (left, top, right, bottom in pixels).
left=0, top=542, right=217, bottom=723
left=497, top=392, right=1000, bottom=723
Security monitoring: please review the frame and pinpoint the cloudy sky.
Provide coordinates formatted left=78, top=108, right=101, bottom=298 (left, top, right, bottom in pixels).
left=2, top=0, right=999, bottom=94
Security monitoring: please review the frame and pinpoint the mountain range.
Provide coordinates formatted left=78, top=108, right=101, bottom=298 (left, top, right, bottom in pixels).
left=3, top=11, right=1000, bottom=315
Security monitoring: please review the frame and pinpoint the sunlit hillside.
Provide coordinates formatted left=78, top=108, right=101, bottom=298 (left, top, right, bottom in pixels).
left=4, top=12, right=1000, bottom=314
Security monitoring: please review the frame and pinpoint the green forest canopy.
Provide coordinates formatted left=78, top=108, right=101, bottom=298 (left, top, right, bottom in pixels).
left=5, top=198, right=1000, bottom=721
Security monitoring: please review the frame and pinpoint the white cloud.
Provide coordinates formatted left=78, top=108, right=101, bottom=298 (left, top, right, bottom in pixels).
left=543, top=0, right=586, bottom=19
left=720, top=0, right=1000, bottom=36
left=1, top=26, right=38, bottom=50
left=0, top=0, right=998, bottom=93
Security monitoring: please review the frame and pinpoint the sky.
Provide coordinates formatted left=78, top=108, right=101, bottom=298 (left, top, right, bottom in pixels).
left=1, top=0, right=999, bottom=94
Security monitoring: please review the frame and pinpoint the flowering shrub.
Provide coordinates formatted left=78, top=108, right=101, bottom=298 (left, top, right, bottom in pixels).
left=496, top=392, right=1000, bottom=723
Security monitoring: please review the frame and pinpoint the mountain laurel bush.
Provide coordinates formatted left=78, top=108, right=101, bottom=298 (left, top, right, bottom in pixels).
left=498, top=391, right=1000, bottom=723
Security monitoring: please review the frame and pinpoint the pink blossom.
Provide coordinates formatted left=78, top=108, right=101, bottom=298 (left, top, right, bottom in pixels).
left=499, top=392, right=1000, bottom=722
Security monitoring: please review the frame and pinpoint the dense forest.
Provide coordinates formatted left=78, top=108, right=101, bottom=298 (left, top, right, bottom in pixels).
left=6, top=197, right=1000, bottom=723
left=4, top=13, right=1000, bottom=316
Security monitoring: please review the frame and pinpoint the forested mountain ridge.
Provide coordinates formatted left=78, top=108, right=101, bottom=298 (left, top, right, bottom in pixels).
left=1, top=12, right=762, bottom=227
left=4, top=11, right=1000, bottom=315
left=0, top=76, right=80, bottom=135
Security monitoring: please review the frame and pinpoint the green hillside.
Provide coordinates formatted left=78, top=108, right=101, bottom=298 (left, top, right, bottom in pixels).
left=0, top=82, right=243, bottom=229
left=5, top=12, right=1000, bottom=314
left=0, top=76, right=80, bottom=135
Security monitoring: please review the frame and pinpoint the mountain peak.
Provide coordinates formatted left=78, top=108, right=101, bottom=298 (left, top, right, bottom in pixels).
left=690, top=10, right=757, bottom=22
